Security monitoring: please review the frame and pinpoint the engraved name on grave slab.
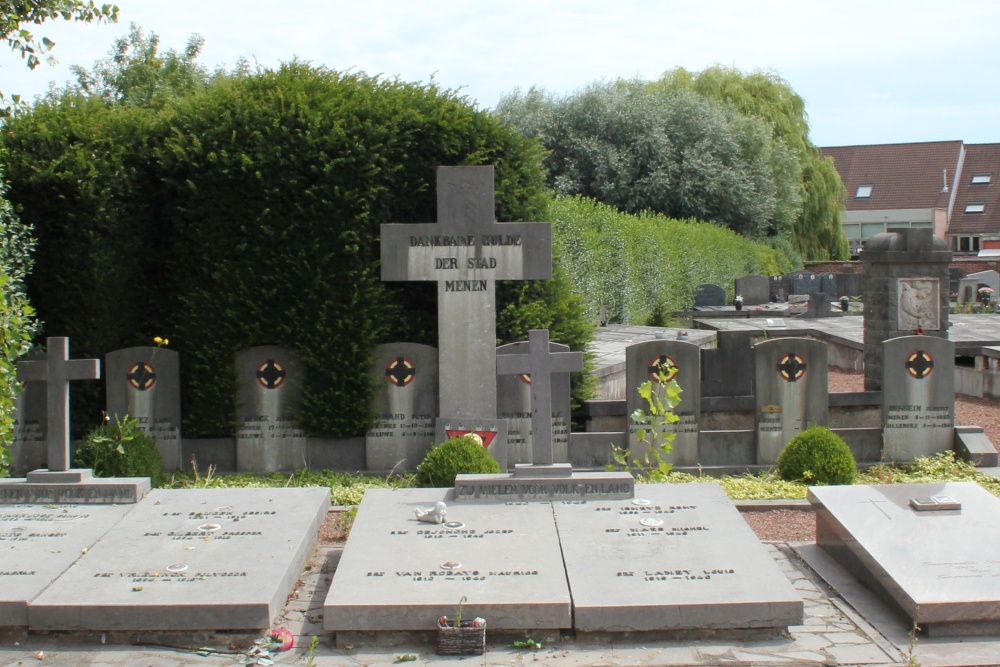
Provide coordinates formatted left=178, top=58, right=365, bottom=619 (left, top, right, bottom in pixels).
left=497, top=339, right=571, bottom=465
left=28, top=488, right=329, bottom=631
left=882, top=335, right=954, bottom=462
left=324, top=488, right=572, bottom=632
left=106, top=346, right=183, bottom=471
left=625, top=340, right=700, bottom=466
left=0, top=503, right=134, bottom=626
left=235, top=346, right=307, bottom=473
left=554, top=484, right=802, bottom=632
left=365, top=343, right=438, bottom=470
left=754, top=338, right=828, bottom=464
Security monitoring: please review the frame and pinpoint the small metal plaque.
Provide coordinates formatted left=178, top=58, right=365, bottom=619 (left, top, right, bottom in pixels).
left=444, top=521, right=465, bottom=529
left=632, top=499, right=651, bottom=506
left=640, top=518, right=663, bottom=527
left=910, top=495, right=962, bottom=512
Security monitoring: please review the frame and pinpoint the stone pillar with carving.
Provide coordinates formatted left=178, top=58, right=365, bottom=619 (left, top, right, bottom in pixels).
left=861, top=230, right=951, bottom=391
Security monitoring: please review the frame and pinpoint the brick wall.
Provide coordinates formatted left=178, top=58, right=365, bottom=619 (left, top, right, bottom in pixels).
left=806, top=257, right=1000, bottom=276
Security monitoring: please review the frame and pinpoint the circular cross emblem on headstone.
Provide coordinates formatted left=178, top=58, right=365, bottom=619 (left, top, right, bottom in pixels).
left=256, top=359, right=286, bottom=389
left=906, top=350, right=934, bottom=379
left=127, top=361, right=156, bottom=391
left=777, top=353, right=807, bottom=382
left=385, top=356, right=416, bottom=387
left=647, top=355, right=678, bottom=383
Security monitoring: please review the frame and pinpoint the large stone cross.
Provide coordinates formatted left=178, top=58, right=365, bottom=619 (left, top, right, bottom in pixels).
left=496, top=329, right=582, bottom=474
left=16, top=337, right=101, bottom=474
left=380, top=166, right=551, bottom=420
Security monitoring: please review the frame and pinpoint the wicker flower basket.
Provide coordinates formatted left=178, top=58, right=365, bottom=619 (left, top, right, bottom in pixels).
left=436, top=618, right=486, bottom=655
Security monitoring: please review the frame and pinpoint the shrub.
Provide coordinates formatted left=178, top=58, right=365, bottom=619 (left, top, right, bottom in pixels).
left=776, top=426, right=856, bottom=485
left=415, top=435, right=501, bottom=488
left=74, top=415, right=162, bottom=478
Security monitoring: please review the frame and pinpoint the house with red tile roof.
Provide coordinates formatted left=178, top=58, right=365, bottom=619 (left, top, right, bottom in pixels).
left=948, top=143, right=1000, bottom=256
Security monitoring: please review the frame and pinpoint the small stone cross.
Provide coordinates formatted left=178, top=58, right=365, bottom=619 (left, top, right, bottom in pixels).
left=16, top=337, right=101, bottom=473
left=496, top=330, right=582, bottom=471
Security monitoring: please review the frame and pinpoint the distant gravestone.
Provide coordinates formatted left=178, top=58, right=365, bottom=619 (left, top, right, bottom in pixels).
left=754, top=338, right=828, bottom=464
left=497, top=339, right=571, bottom=466
left=819, top=272, right=839, bottom=297
left=948, top=267, right=965, bottom=296
left=235, top=346, right=307, bottom=473
left=693, top=283, right=725, bottom=307
left=701, top=330, right=754, bottom=397
left=769, top=275, right=788, bottom=301
left=364, top=343, right=438, bottom=471
left=105, top=346, right=182, bottom=471
left=881, top=335, right=955, bottom=462
left=834, top=273, right=863, bottom=299
left=380, top=166, right=552, bottom=449
left=9, top=353, right=46, bottom=475
left=735, top=274, right=769, bottom=305
left=967, top=269, right=1000, bottom=301
left=625, top=340, right=700, bottom=465
left=785, top=270, right=819, bottom=295
left=958, top=277, right=978, bottom=305
left=802, top=293, right=838, bottom=319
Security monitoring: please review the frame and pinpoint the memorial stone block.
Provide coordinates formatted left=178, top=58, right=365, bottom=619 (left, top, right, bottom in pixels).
left=958, top=277, right=978, bottom=305
left=235, top=346, right=307, bottom=473
left=556, top=484, right=802, bottom=632
left=834, top=272, right=863, bottom=298
left=693, top=283, right=725, bottom=307
left=881, top=335, right=954, bottom=462
left=10, top=375, right=45, bottom=475
left=967, top=269, right=1000, bottom=299
left=625, top=340, right=700, bottom=465
left=497, top=339, right=571, bottom=465
left=365, top=343, right=438, bottom=471
left=29, top=488, right=329, bottom=631
left=769, top=275, right=788, bottom=301
left=785, top=270, right=819, bottom=295
left=810, top=481, right=1000, bottom=637
left=105, top=346, right=182, bottom=471
left=819, top=272, right=839, bottom=297
left=701, top=330, right=754, bottom=397
left=734, top=274, right=769, bottom=305
left=754, top=338, right=828, bottom=464
left=324, top=488, right=572, bottom=633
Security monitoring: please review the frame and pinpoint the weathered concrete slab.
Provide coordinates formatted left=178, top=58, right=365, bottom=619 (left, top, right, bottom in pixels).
left=0, top=503, right=133, bottom=626
left=554, top=483, right=802, bottom=632
left=324, top=488, right=572, bottom=632
left=28, top=488, right=328, bottom=631
left=810, top=481, right=1000, bottom=636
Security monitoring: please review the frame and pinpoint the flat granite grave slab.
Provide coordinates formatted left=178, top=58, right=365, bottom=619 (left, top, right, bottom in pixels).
left=554, top=483, right=803, bottom=633
left=1, top=503, right=134, bottom=626
left=810, top=481, right=1000, bottom=637
left=324, top=488, right=571, bottom=633
left=28, top=487, right=329, bottom=632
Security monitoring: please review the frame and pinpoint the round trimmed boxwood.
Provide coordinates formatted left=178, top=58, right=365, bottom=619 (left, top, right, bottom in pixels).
left=74, top=415, right=162, bottom=478
left=415, top=435, right=502, bottom=488
left=776, top=426, right=857, bottom=485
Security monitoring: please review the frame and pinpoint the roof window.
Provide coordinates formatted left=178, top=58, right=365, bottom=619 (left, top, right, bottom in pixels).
left=971, top=173, right=992, bottom=184
left=965, top=202, right=986, bottom=213
left=855, top=185, right=873, bottom=199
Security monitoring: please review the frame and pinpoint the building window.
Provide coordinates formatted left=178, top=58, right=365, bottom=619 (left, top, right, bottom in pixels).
left=955, top=236, right=981, bottom=252
left=855, top=185, right=873, bottom=198
left=965, top=202, right=986, bottom=213
left=971, top=173, right=992, bottom=184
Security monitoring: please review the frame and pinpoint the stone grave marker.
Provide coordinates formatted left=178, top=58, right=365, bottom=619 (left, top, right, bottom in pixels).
left=786, top=270, right=820, bottom=295
left=948, top=267, right=966, bottom=296
left=810, top=481, right=1000, bottom=637
left=235, top=346, right=307, bottom=472
left=819, top=272, right=839, bottom=297
left=769, top=274, right=788, bottom=301
left=9, top=367, right=46, bottom=475
left=381, top=166, right=552, bottom=447
left=958, top=277, right=978, bottom=305
left=365, top=343, right=438, bottom=471
left=0, top=503, right=133, bottom=626
left=754, top=338, right=828, bottom=464
left=803, top=293, right=838, bottom=318
left=555, top=484, right=802, bottom=632
left=497, top=338, right=571, bottom=466
left=701, top=330, right=754, bottom=397
left=625, top=340, right=700, bottom=465
left=3, top=337, right=150, bottom=504
left=105, top=346, right=182, bottom=471
left=967, top=269, right=1000, bottom=300
left=881, top=335, right=954, bottom=462
left=693, top=283, right=725, bottom=307
left=28, top=487, right=329, bottom=632
left=734, top=274, right=769, bottom=305
left=834, top=272, right=863, bottom=298
left=324, top=487, right=572, bottom=636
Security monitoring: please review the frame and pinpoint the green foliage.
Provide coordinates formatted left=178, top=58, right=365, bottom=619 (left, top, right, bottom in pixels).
left=415, top=435, right=501, bottom=488
left=550, top=196, right=797, bottom=324
left=495, top=79, right=803, bottom=245
left=610, top=363, right=679, bottom=482
left=0, top=159, right=40, bottom=474
left=653, top=67, right=848, bottom=260
left=74, top=414, right=162, bottom=478
left=776, top=426, right=857, bottom=485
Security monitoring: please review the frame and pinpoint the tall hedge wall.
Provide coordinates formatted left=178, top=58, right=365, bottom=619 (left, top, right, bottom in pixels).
left=550, top=196, right=798, bottom=324
left=1, top=63, right=585, bottom=439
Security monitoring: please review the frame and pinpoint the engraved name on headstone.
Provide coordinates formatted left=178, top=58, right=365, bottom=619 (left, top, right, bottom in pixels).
left=235, top=346, right=307, bottom=472
left=754, top=338, right=828, bottom=464
left=105, top=346, right=182, bottom=471
left=881, top=335, right=954, bottom=462
left=365, top=343, right=438, bottom=471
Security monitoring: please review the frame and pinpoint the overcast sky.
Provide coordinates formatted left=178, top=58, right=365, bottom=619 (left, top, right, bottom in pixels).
left=5, top=1, right=999, bottom=148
